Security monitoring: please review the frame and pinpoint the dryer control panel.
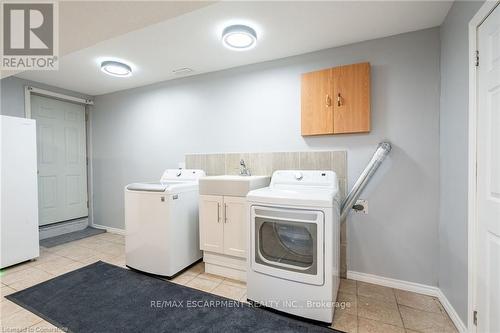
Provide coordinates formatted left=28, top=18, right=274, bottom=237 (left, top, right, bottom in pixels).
left=270, top=170, right=338, bottom=190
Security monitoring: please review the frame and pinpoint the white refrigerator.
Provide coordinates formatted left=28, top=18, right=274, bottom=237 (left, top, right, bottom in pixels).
left=0, top=115, right=39, bottom=269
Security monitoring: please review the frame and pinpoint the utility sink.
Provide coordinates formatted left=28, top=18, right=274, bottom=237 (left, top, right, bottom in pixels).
left=199, top=175, right=271, bottom=197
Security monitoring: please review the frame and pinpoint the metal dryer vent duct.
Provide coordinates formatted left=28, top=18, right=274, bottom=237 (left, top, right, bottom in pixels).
left=340, top=142, right=392, bottom=221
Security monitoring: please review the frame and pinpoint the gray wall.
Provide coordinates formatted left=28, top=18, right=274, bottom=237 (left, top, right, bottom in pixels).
left=439, top=0, right=484, bottom=324
left=0, top=76, right=91, bottom=118
left=92, top=28, right=441, bottom=286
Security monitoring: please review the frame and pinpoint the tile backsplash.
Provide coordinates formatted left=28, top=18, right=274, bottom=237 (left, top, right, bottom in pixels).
left=186, top=150, right=349, bottom=277
left=186, top=150, right=347, bottom=196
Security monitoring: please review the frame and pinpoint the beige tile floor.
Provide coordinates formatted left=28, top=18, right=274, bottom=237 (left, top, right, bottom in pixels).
left=0, top=233, right=457, bottom=333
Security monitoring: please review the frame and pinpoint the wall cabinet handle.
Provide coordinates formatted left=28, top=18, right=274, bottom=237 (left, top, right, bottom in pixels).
left=337, top=93, right=342, bottom=107
left=326, top=94, right=331, bottom=107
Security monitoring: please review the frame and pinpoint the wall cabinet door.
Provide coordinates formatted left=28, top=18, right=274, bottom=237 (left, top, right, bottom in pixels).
left=332, top=62, right=371, bottom=134
left=301, top=68, right=334, bottom=136
left=199, top=195, right=224, bottom=254
left=222, top=196, right=247, bottom=258
left=301, top=62, right=370, bottom=135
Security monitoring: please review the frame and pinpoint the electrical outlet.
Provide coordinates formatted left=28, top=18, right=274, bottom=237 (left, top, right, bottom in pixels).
left=353, top=199, right=368, bottom=214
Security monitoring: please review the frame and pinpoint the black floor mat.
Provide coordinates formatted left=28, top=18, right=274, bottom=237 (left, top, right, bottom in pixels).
left=7, top=262, right=341, bottom=333
left=40, top=227, right=106, bottom=248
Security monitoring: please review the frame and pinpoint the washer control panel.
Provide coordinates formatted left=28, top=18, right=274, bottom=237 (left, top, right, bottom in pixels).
left=160, top=169, right=206, bottom=182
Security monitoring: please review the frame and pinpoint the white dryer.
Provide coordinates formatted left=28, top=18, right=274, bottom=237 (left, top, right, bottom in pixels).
left=125, top=169, right=205, bottom=277
left=246, top=170, right=340, bottom=324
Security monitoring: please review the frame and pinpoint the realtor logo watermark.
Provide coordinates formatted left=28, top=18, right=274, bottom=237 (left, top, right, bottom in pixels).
left=1, top=1, right=58, bottom=70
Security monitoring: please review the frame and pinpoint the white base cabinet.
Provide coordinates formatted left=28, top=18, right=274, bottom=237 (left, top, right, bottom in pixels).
left=199, top=195, right=224, bottom=254
left=204, top=252, right=247, bottom=282
left=199, top=194, right=247, bottom=281
left=221, top=196, right=247, bottom=257
left=199, top=195, right=247, bottom=258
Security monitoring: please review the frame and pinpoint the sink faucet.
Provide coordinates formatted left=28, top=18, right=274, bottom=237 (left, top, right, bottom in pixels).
left=239, top=159, right=251, bottom=176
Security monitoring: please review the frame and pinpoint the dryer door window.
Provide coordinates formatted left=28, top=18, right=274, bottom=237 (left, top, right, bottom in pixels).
left=257, top=218, right=317, bottom=274
left=251, top=206, right=325, bottom=285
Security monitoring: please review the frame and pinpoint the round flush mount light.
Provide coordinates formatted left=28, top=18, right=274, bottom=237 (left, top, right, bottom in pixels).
left=100, top=60, right=132, bottom=77
left=222, top=24, right=257, bottom=50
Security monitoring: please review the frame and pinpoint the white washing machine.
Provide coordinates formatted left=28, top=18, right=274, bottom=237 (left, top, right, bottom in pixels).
left=246, top=170, right=341, bottom=324
left=125, top=169, right=205, bottom=278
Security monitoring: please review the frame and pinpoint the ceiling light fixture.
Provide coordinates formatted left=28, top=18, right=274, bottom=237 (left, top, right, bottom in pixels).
left=100, top=60, right=132, bottom=77
left=221, top=24, right=257, bottom=50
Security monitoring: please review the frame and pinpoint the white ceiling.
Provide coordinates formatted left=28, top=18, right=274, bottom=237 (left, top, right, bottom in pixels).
left=58, top=1, right=214, bottom=56
left=15, top=1, right=453, bottom=96
left=1, top=1, right=213, bottom=79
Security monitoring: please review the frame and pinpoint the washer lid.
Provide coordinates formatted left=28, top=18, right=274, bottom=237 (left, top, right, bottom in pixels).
left=126, top=169, right=206, bottom=193
left=126, top=181, right=199, bottom=194
left=126, top=183, right=167, bottom=192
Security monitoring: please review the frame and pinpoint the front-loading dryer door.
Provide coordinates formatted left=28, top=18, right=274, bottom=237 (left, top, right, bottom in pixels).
left=250, top=205, right=324, bottom=286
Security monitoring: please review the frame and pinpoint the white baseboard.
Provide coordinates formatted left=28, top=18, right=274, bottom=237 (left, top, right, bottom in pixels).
left=347, top=270, right=439, bottom=297
left=347, top=270, right=466, bottom=333
left=436, top=289, right=467, bottom=333
left=91, top=223, right=125, bottom=235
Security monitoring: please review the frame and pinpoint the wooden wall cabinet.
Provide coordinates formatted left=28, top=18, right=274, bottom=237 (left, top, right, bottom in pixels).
left=301, top=62, right=371, bottom=136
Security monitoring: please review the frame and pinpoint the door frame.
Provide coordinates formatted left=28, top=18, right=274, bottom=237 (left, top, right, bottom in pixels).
left=24, top=86, right=95, bottom=228
left=468, top=2, right=499, bottom=331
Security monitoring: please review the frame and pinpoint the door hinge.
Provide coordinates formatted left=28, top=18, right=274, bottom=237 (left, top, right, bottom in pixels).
left=473, top=310, right=478, bottom=326
left=86, top=200, right=89, bottom=208
left=475, top=50, right=479, bottom=67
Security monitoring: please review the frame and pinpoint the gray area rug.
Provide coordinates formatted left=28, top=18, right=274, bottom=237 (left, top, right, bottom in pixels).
left=40, top=227, right=106, bottom=248
left=7, top=262, right=341, bottom=333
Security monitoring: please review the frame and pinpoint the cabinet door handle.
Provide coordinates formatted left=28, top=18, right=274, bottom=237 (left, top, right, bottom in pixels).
left=337, top=93, right=342, bottom=107
left=224, top=204, right=228, bottom=223
left=217, top=203, right=220, bottom=223
left=326, top=94, right=331, bottom=107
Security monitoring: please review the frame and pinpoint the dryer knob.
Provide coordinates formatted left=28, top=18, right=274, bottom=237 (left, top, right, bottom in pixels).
left=294, top=172, right=303, bottom=180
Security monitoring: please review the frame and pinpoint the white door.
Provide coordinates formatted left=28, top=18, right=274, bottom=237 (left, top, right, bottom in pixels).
left=223, top=196, right=247, bottom=258
left=31, top=95, right=88, bottom=226
left=199, top=195, right=224, bottom=253
left=477, top=5, right=500, bottom=333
